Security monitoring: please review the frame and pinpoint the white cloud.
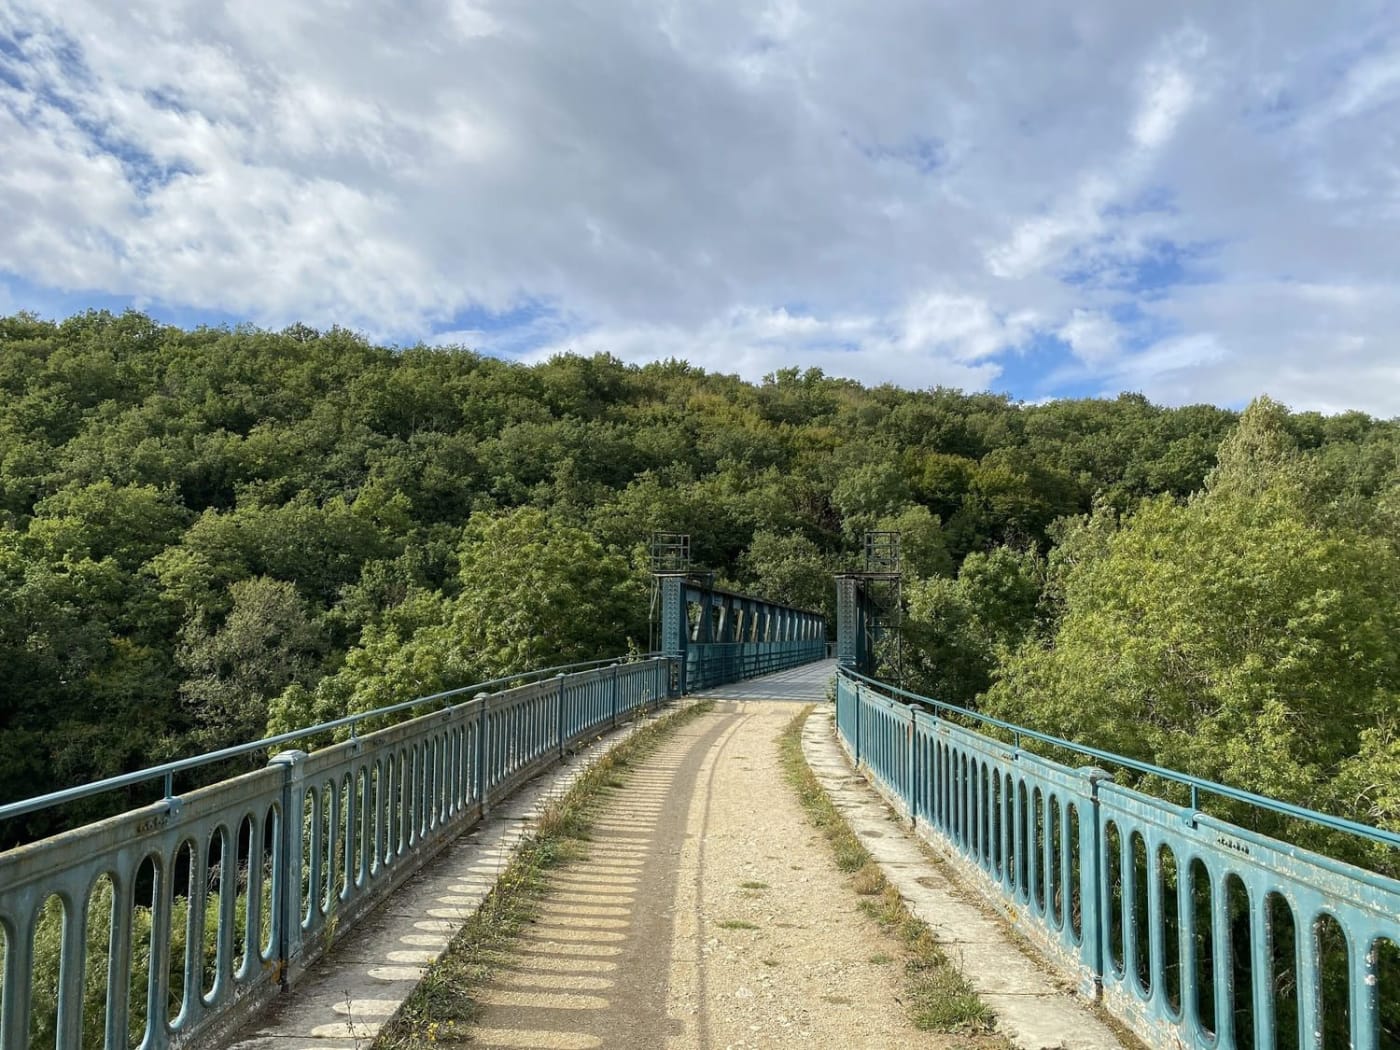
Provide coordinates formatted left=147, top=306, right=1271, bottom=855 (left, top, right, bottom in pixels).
left=1133, top=67, right=1192, bottom=150
left=1132, top=37, right=1201, bottom=151
left=1113, top=280, right=1400, bottom=416
left=517, top=297, right=1013, bottom=391
left=984, top=175, right=1115, bottom=281
left=1059, top=310, right=1120, bottom=366
left=0, top=2, right=1398, bottom=413
left=446, top=1, right=501, bottom=40
left=1330, top=48, right=1400, bottom=120
left=897, top=293, right=1035, bottom=361
left=986, top=33, right=1203, bottom=282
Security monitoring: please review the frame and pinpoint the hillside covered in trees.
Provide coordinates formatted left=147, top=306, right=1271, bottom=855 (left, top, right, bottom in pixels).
left=2, top=310, right=1397, bottom=853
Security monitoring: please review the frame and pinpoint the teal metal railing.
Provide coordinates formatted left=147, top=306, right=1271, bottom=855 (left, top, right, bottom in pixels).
left=685, top=638, right=827, bottom=691
left=0, top=656, right=674, bottom=1050
left=835, top=668, right=1400, bottom=1050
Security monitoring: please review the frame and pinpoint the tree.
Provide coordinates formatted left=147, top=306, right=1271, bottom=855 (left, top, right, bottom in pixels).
left=985, top=400, right=1400, bottom=851
left=874, top=504, right=953, bottom=580
left=179, top=577, right=326, bottom=750
left=903, top=545, right=1043, bottom=707
left=740, top=531, right=836, bottom=620
left=451, top=507, right=646, bottom=675
left=27, top=481, right=190, bottom=568
left=267, top=508, right=646, bottom=731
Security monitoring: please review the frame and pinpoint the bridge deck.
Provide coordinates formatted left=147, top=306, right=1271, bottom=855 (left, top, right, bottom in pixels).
left=466, top=696, right=954, bottom=1049
left=690, top=658, right=835, bottom=702
left=227, top=662, right=1117, bottom=1050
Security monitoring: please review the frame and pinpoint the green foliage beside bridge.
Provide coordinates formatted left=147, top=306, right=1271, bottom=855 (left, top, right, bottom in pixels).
left=981, top=398, right=1400, bottom=861
left=1, top=309, right=1397, bottom=852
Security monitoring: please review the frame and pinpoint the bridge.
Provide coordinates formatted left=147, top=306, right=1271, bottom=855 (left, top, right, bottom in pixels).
left=0, top=577, right=1396, bottom=1050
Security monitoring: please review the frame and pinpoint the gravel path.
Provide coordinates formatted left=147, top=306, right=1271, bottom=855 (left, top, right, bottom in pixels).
left=469, top=702, right=970, bottom=1049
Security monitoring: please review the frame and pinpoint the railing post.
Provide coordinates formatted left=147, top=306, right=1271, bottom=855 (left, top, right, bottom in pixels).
left=269, top=748, right=308, bottom=981
left=906, top=707, right=917, bottom=822
left=475, top=693, right=490, bottom=816
left=853, top=683, right=863, bottom=766
left=556, top=672, right=567, bottom=758
left=1080, top=766, right=1110, bottom=1000
left=611, top=662, right=620, bottom=727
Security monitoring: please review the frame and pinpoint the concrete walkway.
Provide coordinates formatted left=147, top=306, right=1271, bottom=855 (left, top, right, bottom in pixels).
left=696, top=659, right=834, bottom=702
left=468, top=698, right=975, bottom=1050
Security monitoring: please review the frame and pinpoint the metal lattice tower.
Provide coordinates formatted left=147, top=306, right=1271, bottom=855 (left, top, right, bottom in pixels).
left=649, top=532, right=691, bottom=573
left=648, top=532, right=691, bottom=653
left=835, top=531, right=903, bottom=681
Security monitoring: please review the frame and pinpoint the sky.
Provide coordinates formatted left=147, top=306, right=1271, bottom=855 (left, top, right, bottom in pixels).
left=1, top=2, right=1399, bottom=415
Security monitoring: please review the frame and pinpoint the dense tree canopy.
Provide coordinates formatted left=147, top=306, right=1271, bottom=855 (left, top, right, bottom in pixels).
left=3, top=310, right=1397, bottom=859
left=981, top=398, right=1400, bottom=862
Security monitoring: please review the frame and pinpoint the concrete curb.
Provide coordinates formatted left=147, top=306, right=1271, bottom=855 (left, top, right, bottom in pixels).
left=801, top=706, right=1126, bottom=1050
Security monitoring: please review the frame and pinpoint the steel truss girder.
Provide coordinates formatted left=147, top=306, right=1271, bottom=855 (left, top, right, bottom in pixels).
left=656, top=575, right=826, bottom=693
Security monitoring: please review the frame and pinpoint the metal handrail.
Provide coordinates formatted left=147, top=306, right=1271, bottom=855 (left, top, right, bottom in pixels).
left=0, top=653, right=656, bottom=825
left=841, top=666, right=1400, bottom=852
left=835, top=670, right=1399, bottom=1050
left=1, top=654, right=677, bottom=1050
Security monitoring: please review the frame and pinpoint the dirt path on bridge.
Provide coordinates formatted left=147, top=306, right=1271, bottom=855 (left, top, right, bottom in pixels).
left=468, top=702, right=969, bottom=1050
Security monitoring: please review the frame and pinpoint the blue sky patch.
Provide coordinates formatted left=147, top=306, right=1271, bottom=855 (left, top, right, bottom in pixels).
left=996, top=333, right=1098, bottom=401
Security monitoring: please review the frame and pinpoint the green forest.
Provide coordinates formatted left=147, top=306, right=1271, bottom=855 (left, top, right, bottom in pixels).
left=2, top=309, right=1398, bottom=858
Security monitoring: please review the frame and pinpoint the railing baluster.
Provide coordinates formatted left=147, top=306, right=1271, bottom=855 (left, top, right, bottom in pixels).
left=1209, top=866, right=1235, bottom=1049
left=104, top=872, right=133, bottom=1050
left=147, top=853, right=173, bottom=1050
left=1121, top=824, right=1137, bottom=991
left=831, top=668, right=1400, bottom=1048
left=185, top=835, right=208, bottom=1022
left=1178, top=851, right=1200, bottom=1036
left=1248, top=880, right=1275, bottom=1050
left=1351, top=928, right=1379, bottom=1050
left=1296, top=908, right=1322, bottom=1050
left=6, top=906, right=36, bottom=1050
left=54, top=885, right=86, bottom=1050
